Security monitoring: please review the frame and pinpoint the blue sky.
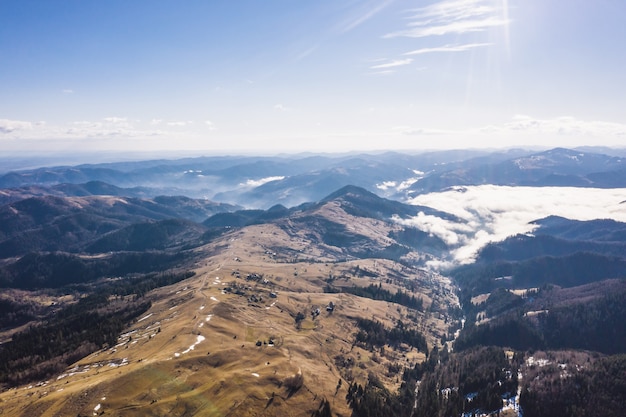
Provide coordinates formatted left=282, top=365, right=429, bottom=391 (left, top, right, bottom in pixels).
left=1, top=0, right=625, bottom=155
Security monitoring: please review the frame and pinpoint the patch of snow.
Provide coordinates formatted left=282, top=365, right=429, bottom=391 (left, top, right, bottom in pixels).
left=251, top=373, right=260, bottom=377
left=526, top=356, right=550, bottom=367
left=181, top=335, right=206, bottom=355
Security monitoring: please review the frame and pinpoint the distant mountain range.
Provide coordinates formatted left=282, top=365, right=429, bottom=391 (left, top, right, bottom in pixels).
left=1, top=147, right=625, bottom=209
left=2, top=151, right=626, bottom=417
left=0, top=194, right=237, bottom=258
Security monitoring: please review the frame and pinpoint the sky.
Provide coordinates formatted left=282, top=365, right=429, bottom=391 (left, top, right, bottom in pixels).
left=1, top=0, right=626, bottom=155
left=402, top=185, right=626, bottom=269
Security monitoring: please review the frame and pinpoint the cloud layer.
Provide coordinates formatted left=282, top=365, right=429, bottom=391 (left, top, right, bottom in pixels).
left=400, top=185, right=626, bottom=269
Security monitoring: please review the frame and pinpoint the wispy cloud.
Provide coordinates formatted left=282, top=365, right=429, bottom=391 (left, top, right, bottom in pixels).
left=337, top=0, right=395, bottom=34
left=480, top=115, right=626, bottom=137
left=370, top=58, right=413, bottom=69
left=62, top=89, right=74, bottom=95
left=295, top=45, right=319, bottom=61
left=395, top=115, right=626, bottom=142
left=408, top=0, right=495, bottom=21
left=103, top=117, right=128, bottom=124
left=385, top=0, right=508, bottom=39
left=392, top=125, right=451, bottom=135
left=167, top=120, right=193, bottom=127
left=387, top=16, right=507, bottom=38
left=373, top=0, right=508, bottom=74
left=369, top=70, right=396, bottom=76
left=404, top=42, right=491, bottom=55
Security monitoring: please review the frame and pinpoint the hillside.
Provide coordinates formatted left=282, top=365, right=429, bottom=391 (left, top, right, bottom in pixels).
left=408, top=147, right=626, bottom=194
left=0, top=194, right=236, bottom=258
left=4, top=147, right=625, bottom=208
left=0, top=185, right=459, bottom=417
left=1, top=151, right=626, bottom=416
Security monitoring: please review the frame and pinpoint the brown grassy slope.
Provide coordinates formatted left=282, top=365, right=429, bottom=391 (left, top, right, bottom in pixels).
left=0, top=203, right=459, bottom=417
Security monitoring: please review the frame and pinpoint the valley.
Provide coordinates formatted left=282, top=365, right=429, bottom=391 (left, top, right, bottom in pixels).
left=0, top=210, right=456, bottom=417
left=0, top=147, right=625, bottom=416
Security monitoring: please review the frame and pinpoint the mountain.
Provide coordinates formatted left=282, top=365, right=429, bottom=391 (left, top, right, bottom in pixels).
left=204, top=185, right=454, bottom=263
left=0, top=194, right=236, bottom=258
left=474, top=216, right=626, bottom=263
left=409, top=147, right=626, bottom=194
left=0, top=182, right=460, bottom=417
left=450, top=215, right=626, bottom=296
left=2, top=150, right=626, bottom=416
left=85, top=218, right=209, bottom=253
left=2, top=148, right=625, bottom=208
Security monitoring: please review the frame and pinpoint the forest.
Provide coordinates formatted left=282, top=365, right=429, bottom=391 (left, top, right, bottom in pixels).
left=0, top=270, right=194, bottom=389
left=0, top=250, right=190, bottom=289
left=354, top=318, right=428, bottom=353
left=329, top=283, right=424, bottom=312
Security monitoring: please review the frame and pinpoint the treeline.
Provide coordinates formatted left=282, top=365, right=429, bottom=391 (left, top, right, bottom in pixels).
left=85, top=218, right=204, bottom=252
left=454, top=289, right=626, bottom=354
left=409, top=347, right=519, bottom=417
left=345, top=346, right=518, bottom=417
left=520, top=354, right=626, bottom=417
left=0, top=270, right=194, bottom=389
left=0, top=295, right=150, bottom=388
left=482, top=287, right=525, bottom=318
left=89, top=270, right=196, bottom=298
left=346, top=374, right=414, bottom=417
left=0, top=298, right=36, bottom=330
left=338, top=283, right=424, bottom=311
left=0, top=250, right=189, bottom=289
left=355, top=318, right=428, bottom=353
left=479, top=233, right=626, bottom=262
left=452, top=252, right=626, bottom=296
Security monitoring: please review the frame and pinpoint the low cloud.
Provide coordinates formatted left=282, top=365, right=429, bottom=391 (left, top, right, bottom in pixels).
left=243, top=176, right=285, bottom=187
left=401, top=185, right=626, bottom=267
left=103, top=117, right=128, bottom=124
left=0, top=119, right=33, bottom=134
left=480, top=115, right=626, bottom=137
left=167, top=120, right=193, bottom=127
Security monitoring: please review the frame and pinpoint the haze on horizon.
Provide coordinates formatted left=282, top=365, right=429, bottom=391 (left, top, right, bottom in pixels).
left=1, top=0, right=626, bottom=155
